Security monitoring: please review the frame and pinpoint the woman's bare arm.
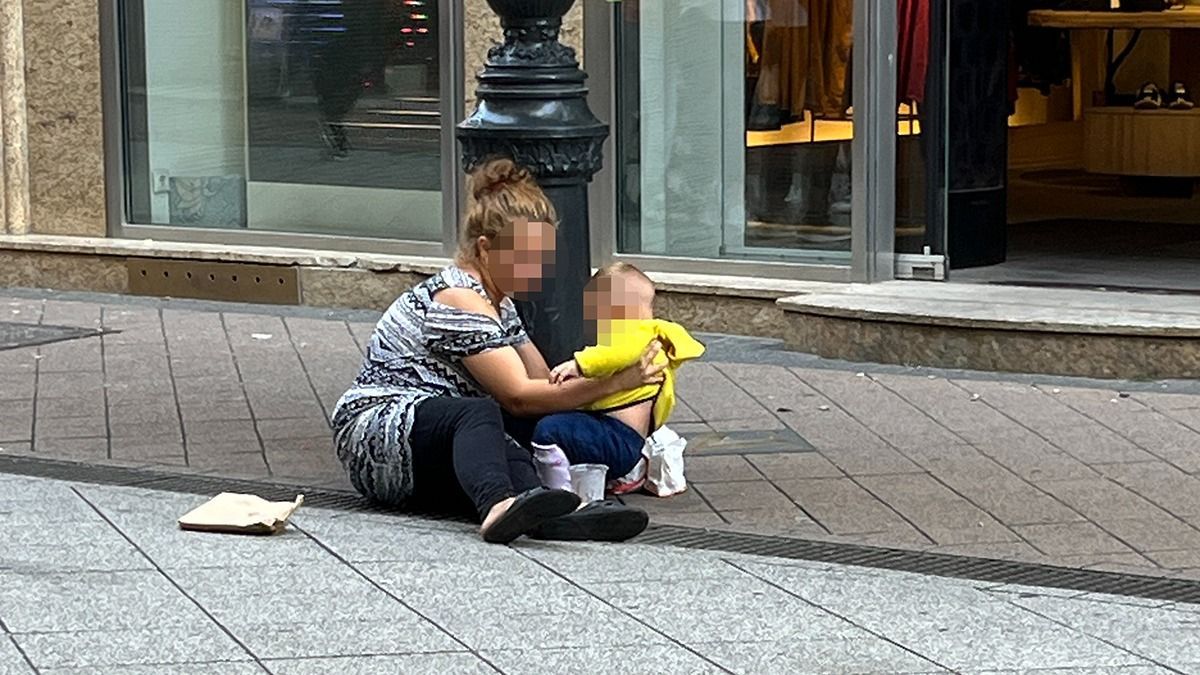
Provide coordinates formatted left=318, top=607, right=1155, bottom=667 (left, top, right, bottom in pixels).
left=434, top=287, right=664, bottom=416
left=514, top=341, right=551, bottom=380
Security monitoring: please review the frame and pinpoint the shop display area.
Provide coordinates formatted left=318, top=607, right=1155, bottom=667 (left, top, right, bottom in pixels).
left=954, top=4, right=1200, bottom=295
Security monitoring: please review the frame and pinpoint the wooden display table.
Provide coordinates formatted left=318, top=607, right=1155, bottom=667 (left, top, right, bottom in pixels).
left=1083, top=107, right=1200, bottom=177
left=1028, top=7, right=1200, bottom=108
left=1029, top=6, right=1200, bottom=30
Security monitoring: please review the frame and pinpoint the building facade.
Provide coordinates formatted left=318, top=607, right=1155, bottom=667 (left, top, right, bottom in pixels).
left=1, top=0, right=1198, bottom=377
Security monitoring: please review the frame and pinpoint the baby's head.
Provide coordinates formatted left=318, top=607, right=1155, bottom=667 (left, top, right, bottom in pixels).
left=584, top=262, right=656, bottom=325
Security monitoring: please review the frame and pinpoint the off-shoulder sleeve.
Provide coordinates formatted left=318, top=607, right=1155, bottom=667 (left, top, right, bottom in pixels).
left=424, top=303, right=528, bottom=358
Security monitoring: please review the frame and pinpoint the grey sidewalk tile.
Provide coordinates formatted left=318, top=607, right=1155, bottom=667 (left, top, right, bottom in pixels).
left=1010, top=596, right=1200, bottom=668
left=1098, top=518, right=1200, bottom=553
left=932, top=541, right=1050, bottom=565
left=224, top=618, right=459, bottom=660
left=1054, top=553, right=1160, bottom=572
left=1037, top=424, right=1158, bottom=466
left=817, top=447, right=924, bottom=476
left=181, top=421, right=259, bottom=444
left=128, top=529, right=332, bottom=571
left=0, top=521, right=148, bottom=574
left=720, top=509, right=829, bottom=538
left=928, top=467, right=1085, bottom=527
left=484, top=645, right=723, bottom=675
left=41, top=663, right=265, bottom=675
left=589, top=578, right=859, bottom=644
left=920, top=521, right=1024, bottom=547
left=696, top=639, right=945, bottom=675
left=35, top=417, right=107, bottom=441
left=748, top=452, right=844, bottom=480
left=855, top=474, right=996, bottom=532
left=683, top=455, right=763, bottom=483
left=14, top=626, right=245, bottom=670
left=975, top=444, right=1100, bottom=483
left=1095, top=462, right=1200, bottom=517
left=0, top=442, right=31, bottom=455
left=518, top=543, right=745, bottom=584
left=31, top=432, right=108, bottom=458
left=968, top=668, right=1170, bottom=675
left=675, top=364, right=776, bottom=424
left=1037, top=479, right=1171, bottom=524
left=1011, top=522, right=1138, bottom=557
left=773, top=477, right=919, bottom=536
left=179, top=401, right=254, bottom=423
left=256, top=419, right=334, bottom=442
left=1142, top=549, right=1200, bottom=570
left=0, top=570, right=209, bottom=632
left=622, top=490, right=717, bottom=516
left=265, top=654, right=492, bottom=675
left=359, top=558, right=564, bottom=600
left=447, top=607, right=671, bottom=651
left=692, top=481, right=796, bottom=513
left=37, top=396, right=105, bottom=420
left=0, top=636, right=32, bottom=675
left=651, top=511, right=728, bottom=529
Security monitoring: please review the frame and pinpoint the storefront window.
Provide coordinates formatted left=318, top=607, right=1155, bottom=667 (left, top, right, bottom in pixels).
left=616, top=0, right=857, bottom=264
left=118, top=0, right=443, bottom=240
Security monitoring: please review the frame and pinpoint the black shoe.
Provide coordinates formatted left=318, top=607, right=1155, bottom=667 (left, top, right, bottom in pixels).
left=527, top=500, right=649, bottom=542
left=1168, top=81, right=1195, bottom=111
left=1134, top=82, right=1163, bottom=110
left=481, top=488, right=581, bottom=545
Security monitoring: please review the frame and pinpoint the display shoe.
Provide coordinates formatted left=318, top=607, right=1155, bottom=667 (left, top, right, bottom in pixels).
left=1167, top=81, right=1195, bottom=111
left=1133, top=82, right=1163, bottom=110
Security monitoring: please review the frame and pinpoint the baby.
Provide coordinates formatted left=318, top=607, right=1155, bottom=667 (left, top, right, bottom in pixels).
left=532, top=263, right=705, bottom=496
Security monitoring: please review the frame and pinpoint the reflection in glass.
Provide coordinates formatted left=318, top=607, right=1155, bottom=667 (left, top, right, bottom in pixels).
left=120, top=0, right=442, bottom=240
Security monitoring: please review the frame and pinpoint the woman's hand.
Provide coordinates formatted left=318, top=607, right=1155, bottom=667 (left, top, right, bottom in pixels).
left=549, top=360, right=581, bottom=384
left=613, top=341, right=667, bottom=391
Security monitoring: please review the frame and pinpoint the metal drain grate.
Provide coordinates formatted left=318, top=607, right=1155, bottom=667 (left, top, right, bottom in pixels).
left=4, top=455, right=1200, bottom=604
left=636, top=525, right=1200, bottom=605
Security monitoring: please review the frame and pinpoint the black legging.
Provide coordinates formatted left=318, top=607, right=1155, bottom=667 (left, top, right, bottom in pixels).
left=407, top=396, right=542, bottom=521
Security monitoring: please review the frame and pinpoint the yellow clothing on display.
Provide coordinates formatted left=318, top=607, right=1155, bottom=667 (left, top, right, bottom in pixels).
left=574, top=319, right=706, bottom=431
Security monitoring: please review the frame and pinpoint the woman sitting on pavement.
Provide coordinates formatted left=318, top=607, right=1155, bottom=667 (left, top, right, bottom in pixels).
left=331, top=158, right=658, bottom=544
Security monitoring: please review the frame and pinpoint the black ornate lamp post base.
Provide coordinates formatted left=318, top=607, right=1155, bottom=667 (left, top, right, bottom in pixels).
left=458, top=0, right=608, bottom=367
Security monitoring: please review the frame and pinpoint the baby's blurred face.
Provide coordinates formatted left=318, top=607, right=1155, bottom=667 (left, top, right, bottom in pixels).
left=584, top=273, right=655, bottom=328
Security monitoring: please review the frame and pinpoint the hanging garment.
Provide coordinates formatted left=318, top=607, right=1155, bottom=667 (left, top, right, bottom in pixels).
left=748, top=0, right=853, bottom=129
left=896, top=0, right=930, bottom=104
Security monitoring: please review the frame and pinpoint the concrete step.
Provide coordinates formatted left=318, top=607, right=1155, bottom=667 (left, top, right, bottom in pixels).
left=777, top=282, right=1200, bottom=379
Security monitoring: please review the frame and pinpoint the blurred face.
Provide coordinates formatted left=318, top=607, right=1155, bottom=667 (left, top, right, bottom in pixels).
left=479, top=217, right=556, bottom=299
left=584, top=273, right=656, bottom=328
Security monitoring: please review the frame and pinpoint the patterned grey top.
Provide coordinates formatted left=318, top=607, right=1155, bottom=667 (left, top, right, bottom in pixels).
left=330, top=266, right=529, bottom=498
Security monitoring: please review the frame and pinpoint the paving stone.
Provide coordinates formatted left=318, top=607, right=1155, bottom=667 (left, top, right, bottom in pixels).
left=696, top=639, right=942, bottom=674
left=748, top=452, right=844, bottom=480
left=37, top=373, right=104, bottom=399
left=36, top=416, right=108, bottom=440
left=720, top=509, right=829, bottom=537
left=934, top=541, right=1049, bottom=564
left=675, top=363, right=776, bottom=424
left=1142, top=549, right=1200, bottom=570
left=40, top=662, right=264, bottom=675
left=622, top=490, right=717, bottom=515
left=0, top=637, right=32, bottom=675
left=34, top=437, right=108, bottom=460
left=0, top=521, right=149, bottom=574
left=681, top=455, right=762, bottom=482
left=486, top=646, right=723, bottom=675
left=14, top=626, right=245, bottom=670
left=856, top=473, right=998, bottom=532
left=1097, top=518, right=1200, bottom=553
left=817, top=446, right=923, bottom=476
left=1038, top=478, right=1172, bottom=524
left=182, top=420, right=259, bottom=444
left=109, top=441, right=186, bottom=464
left=927, top=458, right=1084, bottom=526
left=0, top=570, right=208, bottom=632
left=37, top=396, right=106, bottom=420
left=0, top=441, right=31, bottom=455
left=1011, top=522, right=1138, bottom=557
left=265, top=654, right=491, bottom=675
left=256, top=418, right=334, bottom=441
left=692, top=481, right=796, bottom=513
left=107, top=404, right=181, bottom=426
left=1095, top=462, right=1200, bottom=517
left=223, top=618, right=459, bottom=659
left=974, top=443, right=1100, bottom=482
left=795, top=368, right=963, bottom=451
left=774, top=478, right=922, bottom=536
left=519, top=544, right=744, bottom=584
left=186, top=448, right=269, bottom=474
left=1010, top=596, right=1200, bottom=669
left=590, top=577, right=859, bottom=644
left=652, top=511, right=727, bottom=529
left=0, top=377, right=34, bottom=403
left=179, top=400, right=253, bottom=423
left=920, top=520, right=1024, bottom=547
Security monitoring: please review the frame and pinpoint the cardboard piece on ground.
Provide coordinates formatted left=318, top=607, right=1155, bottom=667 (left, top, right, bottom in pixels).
left=178, top=492, right=304, bottom=536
